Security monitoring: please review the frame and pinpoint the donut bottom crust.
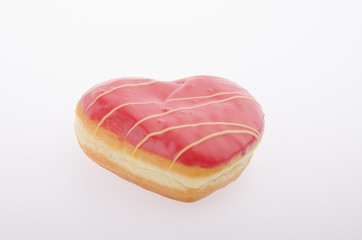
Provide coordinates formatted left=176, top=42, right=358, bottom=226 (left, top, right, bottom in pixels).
left=75, top=104, right=256, bottom=202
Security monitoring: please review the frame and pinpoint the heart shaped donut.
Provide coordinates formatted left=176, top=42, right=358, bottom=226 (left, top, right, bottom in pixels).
left=75, top=76, right=264, bottom=202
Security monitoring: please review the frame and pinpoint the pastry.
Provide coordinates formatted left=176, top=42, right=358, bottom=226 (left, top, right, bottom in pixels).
left=75, top=76, right=264, bottom=202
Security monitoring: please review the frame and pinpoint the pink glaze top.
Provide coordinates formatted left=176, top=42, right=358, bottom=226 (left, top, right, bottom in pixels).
left=80, top=76, right=264, bottom=168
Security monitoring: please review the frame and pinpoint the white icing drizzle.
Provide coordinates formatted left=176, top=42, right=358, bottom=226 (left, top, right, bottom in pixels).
left=130, top=121, right=260, bottom=162
left=169, top=130, right=259, bottom=169
left=93, top=91, right=254, bottom=138
left=85, top=80, right=160, bottom=112
left=125, top=95, right=258, bottom=138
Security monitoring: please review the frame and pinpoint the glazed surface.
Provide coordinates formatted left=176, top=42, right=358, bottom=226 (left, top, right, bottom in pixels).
left=80, top=76, right=264, bottom=168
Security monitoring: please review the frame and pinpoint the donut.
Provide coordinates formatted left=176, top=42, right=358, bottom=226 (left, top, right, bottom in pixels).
left=75, top=76, right=264, bottom=202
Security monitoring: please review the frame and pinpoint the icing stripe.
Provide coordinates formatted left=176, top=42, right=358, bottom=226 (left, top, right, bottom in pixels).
left=169, top=130, right=259, bottom=169
left=81, top=78, right=123, bottom=100
left=165, top=91, right=245, bottom=102
left=85, top=80, right=159, bottom=112
left=125, top=95, right=258, bottom=138
left=93, top=91, right=251, bottom=138
left=131, top=122, right=260, bottom=161
left=94, top=101, right=160, bottom=138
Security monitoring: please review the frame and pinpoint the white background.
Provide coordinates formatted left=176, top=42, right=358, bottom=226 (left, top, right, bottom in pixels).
left=1, top=0, right=361, bottom=239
